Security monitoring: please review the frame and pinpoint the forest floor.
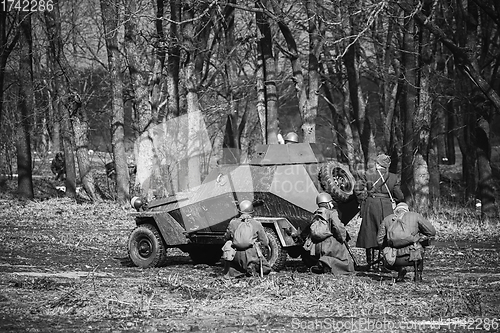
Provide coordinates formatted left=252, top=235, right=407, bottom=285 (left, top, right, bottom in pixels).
left=0, top=155, right=499, bottom=332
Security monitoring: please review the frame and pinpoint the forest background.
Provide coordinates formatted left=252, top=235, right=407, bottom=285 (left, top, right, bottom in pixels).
left=1, top=0, right=499, bottom=221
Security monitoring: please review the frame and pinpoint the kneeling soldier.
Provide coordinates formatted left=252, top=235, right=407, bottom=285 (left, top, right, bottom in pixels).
left=301, top=193, right=354, bottom=274
left=223, top=200, right=271, bottom=278
left=377, top=202, right=436, bottom=282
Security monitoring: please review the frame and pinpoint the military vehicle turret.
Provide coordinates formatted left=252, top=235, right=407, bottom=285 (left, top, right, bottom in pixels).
left=127, top=143, right=358, bottom=270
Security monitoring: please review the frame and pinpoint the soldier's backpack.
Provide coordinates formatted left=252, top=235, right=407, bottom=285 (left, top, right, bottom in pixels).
left=309, top=213, right=333, bottom=243
left=387, top=217, right=418, bottom=248
left=232, top=218, right=255, bottom=250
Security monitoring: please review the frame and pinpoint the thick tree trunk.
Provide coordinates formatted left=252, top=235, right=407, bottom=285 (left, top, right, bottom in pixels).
left=413, top=1, right=433, bottom=213
left=413, top=60, right=431, bottom=213
left=124, top=0, right=151, bottom=132
left=256, top=1, right=278, bottom=144
left=400, top=2, right=417, bottom=201
left=16, top=11, right=34, bottom=199
left=101, top=0, right=129, bottom=204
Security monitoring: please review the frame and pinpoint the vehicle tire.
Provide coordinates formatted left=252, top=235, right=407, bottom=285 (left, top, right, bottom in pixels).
left=189, top=244, right=222, bottom=265
left=319, top=161, right=356, bottom=202
left=261, top=227, right=287, bottom=271
left=128, top=224, right=167, bottom=268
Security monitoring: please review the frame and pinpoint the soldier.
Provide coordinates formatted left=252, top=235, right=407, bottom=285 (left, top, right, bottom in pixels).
left=284, top=132, right=299, bottom=144
left=223, top=200, right=272, bottom=278
left=51, top=152, right=66, bottom=181
left=377, top=202, right=436, bottom=282
left=301, top=193, right=354, bottom=274
left=354, top=153, right=404, bottom=271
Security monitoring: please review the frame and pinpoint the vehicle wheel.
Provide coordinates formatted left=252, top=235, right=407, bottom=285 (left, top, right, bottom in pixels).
left=319, top=161, right=355, bottom=202
left=261, top=227, right=287, bottom=271
left=128, top=224, right=167, bottom=268
left=189, top=244, right=222, bottom=265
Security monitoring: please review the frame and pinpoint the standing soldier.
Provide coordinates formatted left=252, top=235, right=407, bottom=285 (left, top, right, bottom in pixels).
left=300, top=193, right=354, bottom=274
left=223, top=200, right=271, bottom=278
left=354, top=154, right=404, bottom=271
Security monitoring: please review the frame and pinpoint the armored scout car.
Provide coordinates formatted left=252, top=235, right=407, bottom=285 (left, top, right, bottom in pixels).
left=128, top=143, right=358, bottom=270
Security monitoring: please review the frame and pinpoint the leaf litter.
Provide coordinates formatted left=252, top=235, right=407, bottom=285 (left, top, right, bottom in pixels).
left=0, top=197, right=499, bottom=332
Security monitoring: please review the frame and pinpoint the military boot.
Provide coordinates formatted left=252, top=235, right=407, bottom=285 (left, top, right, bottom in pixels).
left=414, top=260, right=423, bottom=282
left=395, top=267, right=407, bottom=282
left=366, top=249, right=374, bottom=272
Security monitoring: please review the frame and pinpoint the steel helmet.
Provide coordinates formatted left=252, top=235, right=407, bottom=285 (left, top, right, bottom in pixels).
left=238, top=200, right=254, bottom=213
left=316, top=192, right=333, bottom=205
left=284, top=132, right=299, bottom=143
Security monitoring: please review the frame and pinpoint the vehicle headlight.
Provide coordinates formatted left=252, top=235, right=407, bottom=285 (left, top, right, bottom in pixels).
left=130, top=196, right=144, bottom=211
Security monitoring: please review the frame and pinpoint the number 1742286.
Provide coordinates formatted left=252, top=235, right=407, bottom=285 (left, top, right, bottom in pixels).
left=1, top=0, right=54, bottom=12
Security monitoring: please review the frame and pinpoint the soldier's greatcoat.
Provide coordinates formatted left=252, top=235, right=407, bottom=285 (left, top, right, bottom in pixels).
left=224, top=214, right=271, bottom=278
left=355, top=169, right=404, bottom=249
left=302, top=207, right=354, bottom=274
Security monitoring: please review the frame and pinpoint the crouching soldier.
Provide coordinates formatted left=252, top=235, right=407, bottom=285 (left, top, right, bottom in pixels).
left=223, top=200, right=272, bottom=278
left=377, top=202, right=436, bottom=282
left=300, top=193, right=354, bottom=274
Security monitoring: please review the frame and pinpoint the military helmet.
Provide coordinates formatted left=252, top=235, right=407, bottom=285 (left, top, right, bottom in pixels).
left=316, top=192, right=333, bottom=205
left=238, top=200, right=254, bottom=213
left=284, top=132, right=299, bottom=143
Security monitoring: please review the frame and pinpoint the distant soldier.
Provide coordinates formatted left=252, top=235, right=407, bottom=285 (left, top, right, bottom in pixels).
left=284, top=132, right=299, bottom=144
left=300, top=193, right=354, bottom=274
left=223, top=200, right=272, bottom=278
left=377, top=202, right=436, bottom=282
left=51, top=152, right=66, bottom=181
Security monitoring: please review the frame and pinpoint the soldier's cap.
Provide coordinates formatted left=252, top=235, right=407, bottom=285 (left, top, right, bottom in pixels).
left=376, top=154, right=391, bottom=168
left=394, top=202, right=409, bottom=213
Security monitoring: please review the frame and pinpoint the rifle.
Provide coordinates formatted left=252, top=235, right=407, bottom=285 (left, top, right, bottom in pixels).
left=255, top=242, right=264, bottom=278
left=344, top=241, right=359, bottom=268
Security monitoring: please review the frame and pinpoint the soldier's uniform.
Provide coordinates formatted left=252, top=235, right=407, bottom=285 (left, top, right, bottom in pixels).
left=223, top=201, right=271, bottom=278
left=301, top=193, right=354, bottom=274
left=354, top=154, right=404, bottom=270
left=377, top=203, right=436, bottom=282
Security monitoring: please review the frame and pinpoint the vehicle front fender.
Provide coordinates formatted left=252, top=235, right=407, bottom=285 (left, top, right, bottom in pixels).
left=133, top=211, right=189, bottom=246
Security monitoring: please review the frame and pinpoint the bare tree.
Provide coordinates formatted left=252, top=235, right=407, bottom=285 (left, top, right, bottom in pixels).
left=100, top=0, right=129, bottom=203
left=45, top=0, right=98, bottom=200
left=16, top=11, right=34, bottom=199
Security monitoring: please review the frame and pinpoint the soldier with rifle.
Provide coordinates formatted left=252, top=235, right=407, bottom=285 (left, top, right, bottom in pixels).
left=354, top=154, right=404, bottom=271
left=377, top=202, right=436, bottom=282
left=223, top=200, right=272, bottom=278
left=296, top=193, right=355, bottom=274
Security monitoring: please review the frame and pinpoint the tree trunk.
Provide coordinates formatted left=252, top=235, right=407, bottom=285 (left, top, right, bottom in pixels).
left=16, top=11, right=34, bottom=199
left=181, top=3, right=212, bottom=189
left=256, top=1, right=279, bottom=144
left=413, top=0, right=433, bottom=213
left=72, top=93, right=98, bottom=201
left=0, top=11, right=19, bottom=128
left=476, top=117, right=496, bottom=221
left=124, top=0, right=151, bottom=132
left=445, top=100, right=456, bottom=164
left=413, top=63, right=431, bottom=213
left=100, top=0, right=129, bottom=204
left=400, top=1, right=417, bottom=202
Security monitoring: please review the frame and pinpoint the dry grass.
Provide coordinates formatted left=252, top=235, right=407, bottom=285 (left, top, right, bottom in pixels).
left=1, top=175, right=500, bottom=331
